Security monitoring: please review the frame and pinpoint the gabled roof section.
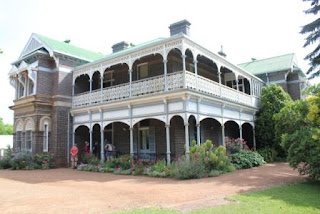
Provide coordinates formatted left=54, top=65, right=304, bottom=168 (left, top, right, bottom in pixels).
left=19, top=33, right=104, bottom=62
left=238, top=53, right=301, bottom=75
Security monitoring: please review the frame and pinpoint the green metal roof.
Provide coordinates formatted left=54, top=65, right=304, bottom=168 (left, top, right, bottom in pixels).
left=102, top=38, right=166, bottom=59
left=35, top=34, right=105, bottom=62
left=238, top=53, right=298, bottom=75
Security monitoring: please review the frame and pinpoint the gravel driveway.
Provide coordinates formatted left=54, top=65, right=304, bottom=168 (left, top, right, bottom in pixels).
left=0, top=162, right=304, bottom=213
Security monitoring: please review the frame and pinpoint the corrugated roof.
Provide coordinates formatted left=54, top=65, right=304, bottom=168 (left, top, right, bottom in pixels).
left=238, top=53, right=296, bottom=75
left=35, top=34, right=105, bottom=62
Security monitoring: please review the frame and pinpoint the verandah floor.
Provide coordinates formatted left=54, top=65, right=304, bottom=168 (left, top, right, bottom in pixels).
left=0, top=163, right=304, bottom=214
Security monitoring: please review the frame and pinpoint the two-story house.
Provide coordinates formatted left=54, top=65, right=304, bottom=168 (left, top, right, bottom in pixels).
left=9, top=20, right=264, bottom=165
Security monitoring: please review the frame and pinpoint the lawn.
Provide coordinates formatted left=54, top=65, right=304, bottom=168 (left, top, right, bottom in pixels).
left=115, top=181, right=320, bottom=214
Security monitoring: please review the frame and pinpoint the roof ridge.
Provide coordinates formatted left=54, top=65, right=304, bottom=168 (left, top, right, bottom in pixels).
left=238, top=53, right=295, bottom=65
left=34, top=33, right=103, bottom=55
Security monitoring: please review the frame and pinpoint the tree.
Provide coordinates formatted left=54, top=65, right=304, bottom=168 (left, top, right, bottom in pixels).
left=274, top=84, right=320, bottom=180
left=0, top=117, right=13, bottom=135
left=0, top=49, right=3, bottom=54
left=255, top=85, right=292, bottom=156
left=301, top=0, right=320, bottom=78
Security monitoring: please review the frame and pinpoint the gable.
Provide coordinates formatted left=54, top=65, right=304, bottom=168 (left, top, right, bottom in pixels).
left=19, top=34, right=53, bottom=59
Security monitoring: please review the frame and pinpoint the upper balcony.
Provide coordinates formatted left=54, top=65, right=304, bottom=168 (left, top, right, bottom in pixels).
left=72, top=36, right=263, bottom=109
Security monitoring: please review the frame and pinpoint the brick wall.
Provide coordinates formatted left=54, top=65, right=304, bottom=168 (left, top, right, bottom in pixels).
left=170, top=116, right=185, bottom=158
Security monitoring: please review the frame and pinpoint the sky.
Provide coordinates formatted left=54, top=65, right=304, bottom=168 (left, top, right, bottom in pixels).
left=0, top=0, right=317, bottom=124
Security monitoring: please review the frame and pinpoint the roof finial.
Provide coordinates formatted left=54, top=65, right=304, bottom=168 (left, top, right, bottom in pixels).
left=218, top=45, right=226, bottom=57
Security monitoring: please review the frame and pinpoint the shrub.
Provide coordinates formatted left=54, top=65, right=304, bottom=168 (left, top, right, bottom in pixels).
left=209, top=170, right=222, bottom=177
left=10, top=152, right=38, bottom=170
left=258, top=147, right=278, bottom=163
left=173, top=159, right=206, bottom=179
left=229, top=150, right=265, bottom=169
left=225, top=137, right=250, bottom=154
left=151, top=159, right=166, bottom=173
left=189, top=140, right=231, bottom=172
left=281, top=127, right=320, bottom=181
left=0, top=146, right=13, bottom=169
left=81, top=155, right=101, bottom=165
left=34, top=152, right=55, bottom=169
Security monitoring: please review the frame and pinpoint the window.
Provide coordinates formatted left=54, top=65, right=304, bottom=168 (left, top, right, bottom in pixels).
left=16, top=131, right=22, bottom=151
left=43, top=124, right=48, bottom=152
left=103, top=70, right=114, bottom=87
left=28, top=80, right=34, bottom=95
left=137, top=63, right=148, bottom=79
left=25, top=130, right=32, bottom=151
left=18, top=83, right=24, bottom=98
left=139, top=128, right=150, bottom=151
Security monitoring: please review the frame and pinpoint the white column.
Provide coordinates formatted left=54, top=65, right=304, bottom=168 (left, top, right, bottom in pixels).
left=165, top=124, right=171, bottom=165
left=72, top=131, right=75, bottom=146
left=218, top=67, right=222, bottom=84
left=253, top=128, right=256, bottom=151
left=163, top=59, right=168, bottom=91
left=129, top=69, right=132, bottom=97
left=194, top=60, right=198, bottom=90
left=239, top=126, right=243, bottom=139
left=89, top=130, right=93, bottom=154
left=218, top=66, right=222, bottom=96
left=221, top=125, right=225, bottom=146
left=130, top=127, right=134, bottom=156
left=100, top=72, right=103, bottom=103
left=182, top=55, right=186, bottom=88
left=72, top=84, right=75, bottom=96
left=100, top=129, right=105, bottom=161
left=89, top=78, right=92, bottom=104
left=236, top=75, right=239, bottom=102
left=182, top=54, right=186, bottom=71
left=185, top=123, right=190, bottom=159
left=196, top=123, right=201, bottom=146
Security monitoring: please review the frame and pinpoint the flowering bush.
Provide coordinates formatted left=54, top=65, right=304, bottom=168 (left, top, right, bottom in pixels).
left=225, top=137, right=250, bottom=154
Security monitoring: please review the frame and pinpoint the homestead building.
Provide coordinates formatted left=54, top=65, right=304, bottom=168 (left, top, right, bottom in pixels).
left=8, top=20, right=305, bottom=166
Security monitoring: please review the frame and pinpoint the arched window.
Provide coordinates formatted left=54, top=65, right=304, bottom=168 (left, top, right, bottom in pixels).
left=15, top=120, right=23, bottom=152
left=39, top=117, right=51, bottom=152
left=25, top=118, right=35, bottom=151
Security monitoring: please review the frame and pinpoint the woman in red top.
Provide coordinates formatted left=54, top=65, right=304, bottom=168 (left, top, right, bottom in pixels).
left=70, top=144, right=78, bottom=169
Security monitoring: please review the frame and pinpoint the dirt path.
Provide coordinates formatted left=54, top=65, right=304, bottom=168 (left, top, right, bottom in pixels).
left=0, top=163, right=304, bottom=213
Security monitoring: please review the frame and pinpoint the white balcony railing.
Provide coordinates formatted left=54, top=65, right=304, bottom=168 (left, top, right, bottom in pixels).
left=72, top=71, right=258, bottom=108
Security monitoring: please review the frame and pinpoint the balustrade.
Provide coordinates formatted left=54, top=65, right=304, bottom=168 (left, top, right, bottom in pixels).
left=72, top=71, right=258, bottom=108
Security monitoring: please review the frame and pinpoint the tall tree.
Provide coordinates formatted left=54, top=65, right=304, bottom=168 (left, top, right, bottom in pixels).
left=255, top=85, right=292, bottom=156
left=301, top=0, right=320, bottom=78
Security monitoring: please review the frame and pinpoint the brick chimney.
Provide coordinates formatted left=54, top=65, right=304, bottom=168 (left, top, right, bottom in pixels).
left=169, top=20, right=191, bottom=37
left=112, top=41, right=129, bottom=53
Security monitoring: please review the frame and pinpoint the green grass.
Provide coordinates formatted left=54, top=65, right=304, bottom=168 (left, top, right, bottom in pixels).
left=115, top=181, right=320, bottom=214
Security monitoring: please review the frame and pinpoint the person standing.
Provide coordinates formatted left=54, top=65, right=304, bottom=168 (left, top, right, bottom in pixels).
left=70, top=144, right=79, bottom=169
left=105, top=140, right=114, bottom=161
left=84, top=141, right=90, bottom=157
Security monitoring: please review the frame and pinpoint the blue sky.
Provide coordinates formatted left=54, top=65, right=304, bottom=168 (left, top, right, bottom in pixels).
left=0, top=0, right=317, bottom=124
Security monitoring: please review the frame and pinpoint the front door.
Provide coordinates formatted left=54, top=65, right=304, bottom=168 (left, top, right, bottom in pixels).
left=138, top=126, right=155, bottom=160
